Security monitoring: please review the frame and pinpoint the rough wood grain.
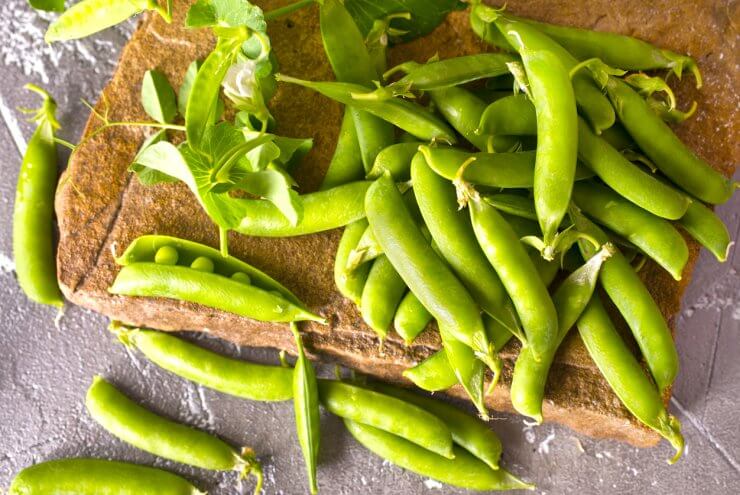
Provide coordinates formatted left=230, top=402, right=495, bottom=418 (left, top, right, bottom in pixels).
left=55, top=0, right=738, bottom=448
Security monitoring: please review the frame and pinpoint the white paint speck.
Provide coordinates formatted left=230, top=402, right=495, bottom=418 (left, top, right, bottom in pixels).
left=537, top=432, right=556, bottom=454
left=423, top=479, right=443, bottom=489
left=0, top=253, right=15, bottom=273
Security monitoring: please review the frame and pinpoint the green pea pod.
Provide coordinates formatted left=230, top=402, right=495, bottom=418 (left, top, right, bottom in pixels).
left=372, top=383, right=503, bottom=471
left=321, top=109, right=364, bottom=189
left=276, top=75, right=456, bottom=142
left=572, top=180, right=689, bottom=280
left=577, top=296, right=684, bottom=464
left=9, top=459, right=204, bottom=495
left=440, top=326, right=489, bottom=419
left=236, top=181, right=370, bottom=236
left=603, top=77, right=733, bottom=204
left=334, top=220, right=371, bottom=305
left=291, top=323, right=320, bottom=494
left=600, top=123, right=635, bottom=151
left=386, top=53, right=516, bottom=91
left=45, top=0, right=167, bottom=42
left=477, top=94, right=537, bottom=137
left=365, top=176, right=498, bottom=374
left=510, top=244, right=614, bottom=422
left=318, top=380, right=454, bottom=458
left=420, top=146, right=594, bottom=189
left=344, top=420, right=534, bottom=491
left=678, top=201, right=732, bottom=263
left=483, top=193, right=537, bottom=221
left=393, top=291, right=433, bottom=345
left=13, top=84, right=63, bottom=307
left=576, top=118, right=691, bottom=220
left=412, top=151, right=520, bottom=334
left=86, top=377, right=261, bottom=485
left=468, top=195, right=558, bottom=362
left=570, top=208, right=679, bottom=393
left=109, top=263, right=323, bottom=323
left=366, top=142, right=421, bottom=180
left=350, top=107, right=396, bottom=174
left=347, top=224, right=383, bottom=270
left=360, top=255, right=407, bottom=341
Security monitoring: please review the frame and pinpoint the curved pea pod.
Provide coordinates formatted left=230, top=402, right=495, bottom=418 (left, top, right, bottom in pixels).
left=111, top=325, right=293, bottom=401
left=13, top=85, right=63, bottom=307
left=109, top=263, right=322, bottom=323
left=276, top=75, right=457, bottom=142
left=678, top=201, right=732, bottom=263
left=9, top=459, right=204, bottom=495
left=387, top=53, right=516, bottom=91
left=510, top=243, right=614, bottom=422
left=404, top=350, right=458, bottom=392
left=439, top=326, right=489, bottom=419
left=373, top=383, right=503, bottom=471
left=603, top=78, right=733, bottom=204
left=345, top=420, right=534, bottom=491
left=365, top=176, right=497, bottom=373
left=468, top=196, right=558, bottom=363
left=334, top=220, right=371, bottom=305
left=477, top=94, right=537, bottom=137
left=572, top=181, right=689, bottom=280
left=576, top=118, right=690, bottom=220
left=360, top=256, right=407, bottom=341
left=86, top=377, right=260, bottom=479
left=570, top=209, right=679, bottom=393
left=420, top=146, right=594, bottom=188
left=321, top=109, right=364, bottom=189
left=484, top=193, right=537, bottom=221
left=393, top=291, right=433, bottom=345
left=577, top=296, right=684, bottom=464
left=236, top=181, right=371, bottom=236
left=366, top=142, right=421, bottom=181
left=319, top=380, right=454, bottom=458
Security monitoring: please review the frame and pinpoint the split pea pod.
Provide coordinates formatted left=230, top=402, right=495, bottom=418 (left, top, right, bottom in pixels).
left=678, top=201, right=732, bottom=263
left=276, top=75, right=456, bottom=142
left=510, top=244, right=614, bottom=422
left=291, top=324, right=320, bottom=495
left=360, top=255, right=407, bottom=341
left=572, top=180, right=689, bottom=280
left=318, top=380, right=454, bottom=458
left=577, top=296, right=684, bottom=463
left=334, top=220, right=371, bottom=305
left=385, top=53, right=516, bottom=91
left=602, top=77, right=733, bottom=204
left=13, top=84, right=63, bottom=307
left=569, top=208, right=679, bottom=393
left=393, top=291, right=433, bottom=344
left=345, top=420, right=534, bottom=491
left=320, top=109, right=364, bottom=189
left=373, top=383, right=503, bottom=471
left=236, top=180, right=371, bottom=236
left=9, top=459, right=203, bottom=495
left=86, top=376, right=261, bottom=488
left=111, top=324, right=293, bottom=401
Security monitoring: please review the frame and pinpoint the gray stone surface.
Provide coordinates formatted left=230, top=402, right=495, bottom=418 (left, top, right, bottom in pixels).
left=1, top=1, right=739, bottom=493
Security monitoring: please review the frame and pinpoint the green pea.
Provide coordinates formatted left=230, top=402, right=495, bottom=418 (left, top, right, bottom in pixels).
left=190, top=256, right=215, bottom=273
left=231, top=271, right=252, bottom=284
left=154, top=245, right=179, bottom=266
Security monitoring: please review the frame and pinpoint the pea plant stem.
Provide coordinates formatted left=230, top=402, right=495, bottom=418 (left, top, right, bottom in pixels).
left=264, top=0, right=314, bottom=21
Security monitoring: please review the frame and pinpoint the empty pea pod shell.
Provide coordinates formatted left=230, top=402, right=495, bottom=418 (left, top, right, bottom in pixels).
left=344, top=420, right=534, bottom=491
left=9, top=458, right=204, bottom=495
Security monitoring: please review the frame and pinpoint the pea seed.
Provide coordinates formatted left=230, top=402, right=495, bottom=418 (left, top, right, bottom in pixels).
left=231, top=272, right=252, bottom=284
left=154, top=246, right=179, bottom=266
left=190, top=256, right=214, bottom=273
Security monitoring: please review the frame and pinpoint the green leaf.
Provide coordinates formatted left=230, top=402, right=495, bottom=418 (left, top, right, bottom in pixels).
left=237, top=169, right=303, bottom=225
left=28, top=0, right=64, bottom=12
left=343, top=0, right=465, bottom=43
left=129, top=129, right=180, bottom=186
left=186, top=0, right=267, bottom=31
left=141, top=70, right=178, bottom=124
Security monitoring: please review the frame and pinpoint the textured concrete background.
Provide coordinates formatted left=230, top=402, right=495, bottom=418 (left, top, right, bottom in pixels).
left=1, top=1, right=739, bottom=493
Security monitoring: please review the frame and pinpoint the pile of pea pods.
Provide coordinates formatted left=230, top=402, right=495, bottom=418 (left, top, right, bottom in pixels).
left=11, top=0, right=738, bottom=492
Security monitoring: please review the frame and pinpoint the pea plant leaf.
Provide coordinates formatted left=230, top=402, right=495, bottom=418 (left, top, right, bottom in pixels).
left=28, top=0, right=64, bottom=12
left=186, top=0, right=267, bottom=31
left=344, top=0, right=465, bottom=43
left=141, top=70, right=178, bottom=124
left=236, top=169, right=303, bottom=226
left=129, top=130, right=180, bottom=186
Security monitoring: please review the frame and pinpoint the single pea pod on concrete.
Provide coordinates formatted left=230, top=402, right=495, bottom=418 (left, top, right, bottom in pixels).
left=602, top=77, right=734, bottom=204
left=291, top=324, right=320, bottom=495
left=236, top=181, right=371, bottom=236
left=569, top=208, right=679, bottom=394
left=85, top=376, right=262, bottom=492
left=344, top=420, right=534, bottom=491
left=510, top=243, right=614, bottom=422
left=9, top=458, right=204, bottom=495
left=318, top=380, right=454, bottom=458
left=577, top=296, right=684, bottom=464
left=572, top=180, right=689, bottom=281
left=111, top=324, right=293, bottom=401
left=12, top=84, right=63, bottom=307
left=677, top=200, right=732, bottom=263
left=334, top=220, right=372, bottom=306
left=110, top=235, right=322, bottom=323
left=275, top=75, right=457, bottom=143
left=372, top=383, right=503, bottom=471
